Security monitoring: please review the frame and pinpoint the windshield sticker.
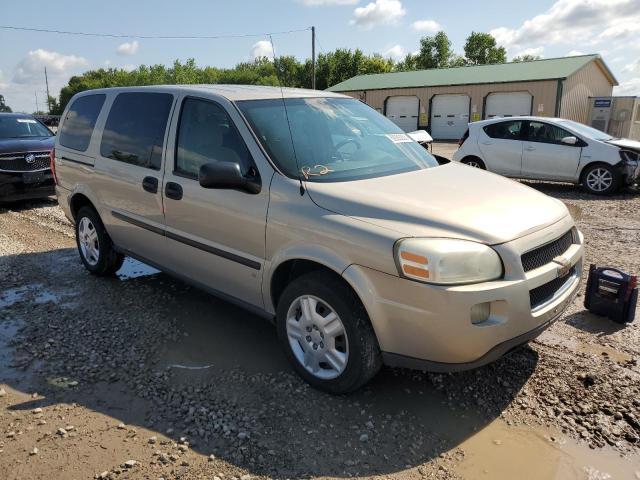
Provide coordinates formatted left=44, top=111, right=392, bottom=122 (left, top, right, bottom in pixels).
left=17, top=119, right=37, bottom=123
left=300, top=164, right=335, bottom=179
left=384, top=133, right=413, bottom=143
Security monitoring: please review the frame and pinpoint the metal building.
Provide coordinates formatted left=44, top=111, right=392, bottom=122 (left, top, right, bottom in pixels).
left=327, top=54, right=618, bottom=140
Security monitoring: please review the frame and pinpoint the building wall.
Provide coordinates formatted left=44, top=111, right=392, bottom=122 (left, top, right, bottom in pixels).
left=338, top=80, right=559, bottom=129
left=629, top=98, right=640, bottom=141
left=561, top=61, right=613, bottom=124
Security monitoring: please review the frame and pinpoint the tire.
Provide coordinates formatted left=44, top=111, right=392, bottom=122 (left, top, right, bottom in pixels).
left=582, top=163, right=620, bottom=195
left=461, top=157, right=486, bottom=169
left=276, top=271, right=382, bottom=394
left=75, top=206, right=124, bottom=276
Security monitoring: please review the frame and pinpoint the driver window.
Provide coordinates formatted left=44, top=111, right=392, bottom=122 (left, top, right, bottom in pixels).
left=175, top=98, right=252, bottom=178
left=527, top=121, right=573, bottom=145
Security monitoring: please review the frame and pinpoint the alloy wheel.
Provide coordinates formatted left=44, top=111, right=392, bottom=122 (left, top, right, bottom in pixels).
left=586, top=168, right=613, bottom=192
left=286, top=295, right=349, bottom=380
left=78, top=217, right=100, bottom=266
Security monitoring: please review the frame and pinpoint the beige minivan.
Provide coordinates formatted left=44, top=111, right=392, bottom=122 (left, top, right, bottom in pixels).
left=53, top=85, right=584, bottom=393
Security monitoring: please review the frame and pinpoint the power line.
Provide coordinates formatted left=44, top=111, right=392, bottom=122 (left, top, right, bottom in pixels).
left=0, top=24, right=311, bottom=40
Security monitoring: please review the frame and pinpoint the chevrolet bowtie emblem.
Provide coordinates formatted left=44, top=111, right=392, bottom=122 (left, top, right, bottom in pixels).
left=552, top=256, right=572, bottom=278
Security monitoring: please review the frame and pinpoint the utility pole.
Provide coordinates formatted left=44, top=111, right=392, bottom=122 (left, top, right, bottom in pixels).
left=311, top=26, right=316, bottom=90
left=35, top=92, right=39, bottom=113
left=44, top=66, right=51, bottom=114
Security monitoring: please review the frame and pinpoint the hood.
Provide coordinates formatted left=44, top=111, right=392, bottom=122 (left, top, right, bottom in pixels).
left=0, top=136, right=55, bottom=154
left=306, top=163, right=569, bottom=245
left=606, top=138, right=640, bottom=152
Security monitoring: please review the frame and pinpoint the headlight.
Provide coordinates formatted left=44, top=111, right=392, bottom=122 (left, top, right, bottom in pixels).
left=395, top=238, right=503, bottom=285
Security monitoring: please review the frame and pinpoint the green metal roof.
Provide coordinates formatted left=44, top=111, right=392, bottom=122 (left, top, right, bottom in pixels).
left=327, top=54, right=618, bottom=92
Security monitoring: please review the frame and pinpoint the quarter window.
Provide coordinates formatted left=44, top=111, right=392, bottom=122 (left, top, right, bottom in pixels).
left=483, top=121, right=523, bottom=140
left=526, top=121, right=574, bottom=145
left=175, top=98, right=252, bottom=178
left=59, top=94, right=106, bottom=152
left=100, top=92, right=173, bottom=170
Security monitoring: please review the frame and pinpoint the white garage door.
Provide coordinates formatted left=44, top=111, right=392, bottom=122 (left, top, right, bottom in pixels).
left=430, top=94, right=470, bottom=140
left=385, top=96, right=419, bottom=132
left=485, top=92, right=532, bottom=119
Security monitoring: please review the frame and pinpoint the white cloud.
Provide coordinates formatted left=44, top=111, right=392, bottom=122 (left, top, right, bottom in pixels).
left=623, top=58, right=640, bottom=73
left=121, top=64, right=138, bottom=72
left=383, top=45, right=405, bottom=60
left=104, top=60, right=112, bottom=67
left=300, top=0, right=358, bottom=4
left=116, top=40, right=139, bottom=56
left=512, top=46, right=545, bottom=59
left=490, top=0, right=640, bottom=54
left=566, top=50, right=585, bottom=56
left=12, top=49, right=88, bottom=84
left=250, top=40, right=274, bottom=60
left=350, top=0, right=406, bottom=30
left=410, top=19, right=441, bottom=33
left=614, top=77, right=640, bottom=95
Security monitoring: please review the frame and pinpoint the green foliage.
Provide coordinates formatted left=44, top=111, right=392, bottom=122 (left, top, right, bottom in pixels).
left=416, top=31, right=453, bottom=69
left=463, top=32, right=507, bottom=65
left=0, top=94, right=11, bottom=113
left=512, top=54, right=542, bottom=63
left=57, top=51, right=394, bottom=111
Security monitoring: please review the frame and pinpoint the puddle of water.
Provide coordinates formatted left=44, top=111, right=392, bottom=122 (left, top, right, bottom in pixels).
left=0, top=286, right=30, bottom=308
left=453, top=419, right=640, bottom=480
left=116, top=258, right=160, bottom=280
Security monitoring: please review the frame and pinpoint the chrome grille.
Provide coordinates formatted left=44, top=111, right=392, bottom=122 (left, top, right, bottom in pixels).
left=0, top=151, right=51, bottom=172
left=529, top=267, right=576, bottom=309
left=521, top=229, right=575, bottom=272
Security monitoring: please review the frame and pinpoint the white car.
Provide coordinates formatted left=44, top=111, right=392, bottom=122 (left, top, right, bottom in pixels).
left=452, top=116, right=640, bottom=195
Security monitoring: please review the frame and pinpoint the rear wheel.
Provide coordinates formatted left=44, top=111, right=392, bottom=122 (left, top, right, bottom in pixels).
left=582, top=164, right=620, bottom=195
left=276, top=271, right=382, bottom=394
left=461, top=157, right=486, bottom=169
left=75, top=206, right=124, bottom=276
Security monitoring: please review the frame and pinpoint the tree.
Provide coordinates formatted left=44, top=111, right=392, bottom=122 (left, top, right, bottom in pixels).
left=47, top=95, right=63, bottom=115
left=394, top=53, right=418, bottom=72
left=463, top=32, right=507, bottom=65
left=0, top=94, right=11, bottom=112
left=415, top=31, right=453, bottom=69
left=448, top=55, right=467, bottom=67
left=512, top=54, right=542, bottom=63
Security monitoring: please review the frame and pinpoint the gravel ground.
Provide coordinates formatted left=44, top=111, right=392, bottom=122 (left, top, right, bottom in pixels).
left=1, top=154, right=640, bottom=479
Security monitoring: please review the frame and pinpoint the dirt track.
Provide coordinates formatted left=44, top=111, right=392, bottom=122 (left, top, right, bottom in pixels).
left=1, top=156, right=640, bottom=479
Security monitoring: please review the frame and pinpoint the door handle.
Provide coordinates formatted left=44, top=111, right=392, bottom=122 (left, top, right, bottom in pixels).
left=482, top=141, right=493, bottom=145
left=525, top=146, right=536, bottom=151
left=142, top=176, right=158, bottom=193
left=165, top=182, right=183, bottom=200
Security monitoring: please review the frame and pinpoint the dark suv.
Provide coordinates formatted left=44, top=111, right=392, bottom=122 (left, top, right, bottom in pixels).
left=0, top=113, right=55, bottom=202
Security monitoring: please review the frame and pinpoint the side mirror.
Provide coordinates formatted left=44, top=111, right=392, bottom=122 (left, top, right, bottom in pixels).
left=198, top=161, right=261, bottom=194
left=561, top=136, right=578, bottom=145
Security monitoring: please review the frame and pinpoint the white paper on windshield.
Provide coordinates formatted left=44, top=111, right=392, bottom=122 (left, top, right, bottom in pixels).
left=385, top=133, right=413, bottom=143
left=17, top=118, right=37, bottom=123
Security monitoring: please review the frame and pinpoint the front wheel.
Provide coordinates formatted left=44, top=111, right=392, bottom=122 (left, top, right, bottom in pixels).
left=276, top=272, right=382, bottom=394
left=582, top=164, right=620, bottom=195
left=75, top=206, right=124, bottom=276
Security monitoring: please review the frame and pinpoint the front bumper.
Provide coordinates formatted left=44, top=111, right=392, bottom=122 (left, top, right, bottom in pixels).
left=342, top=215, right=583, bottom=370
left=0, top=170, right=54, bottom=202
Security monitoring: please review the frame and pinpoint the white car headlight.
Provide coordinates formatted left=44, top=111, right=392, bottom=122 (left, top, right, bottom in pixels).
left=395, top=238, right=503, bottom=285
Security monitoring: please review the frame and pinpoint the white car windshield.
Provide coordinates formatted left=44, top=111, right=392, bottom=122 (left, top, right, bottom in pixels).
left=558, top=119, right=613, bottom=141
left=237, top=97, right=439, bottom=182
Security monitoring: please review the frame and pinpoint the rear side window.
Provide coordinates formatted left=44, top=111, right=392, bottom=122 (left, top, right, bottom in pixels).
left=59, top=94, right=106, bottom=151
left=483, top=121, right=522, bottom=140
left=100, top=92, right=173, bottom=170
left=175, top=98, right=253, bottom=178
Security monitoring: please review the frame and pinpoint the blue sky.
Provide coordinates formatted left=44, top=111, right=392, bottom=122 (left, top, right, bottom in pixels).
left=1, top=0, right=639, bottom=112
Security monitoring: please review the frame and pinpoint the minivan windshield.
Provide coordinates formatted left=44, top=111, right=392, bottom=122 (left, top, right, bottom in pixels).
left=557, top=119, right=613, bottom=141
left=237, top=97, right=438, bottom=182
left=0, top=116, right=53, bottom=139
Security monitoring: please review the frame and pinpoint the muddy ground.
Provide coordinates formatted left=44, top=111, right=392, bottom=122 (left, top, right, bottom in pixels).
left=1, top=145, right=640, bottom=479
